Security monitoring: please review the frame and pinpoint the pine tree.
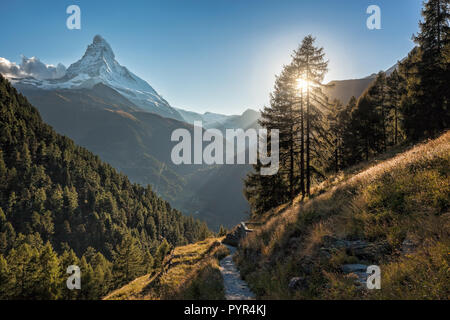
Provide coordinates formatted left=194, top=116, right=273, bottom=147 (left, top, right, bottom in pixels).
left=112, top=235, right=144, bottom=284
left=79, top=255, right=96, bottom=299
left=0, top=150, right=6, bottom=192
left=143, top=251, right=154, bottom=274
left=244, top=160, right=288, bottom=215
left=327, top=100, right=345, bottom=172
left=339, top=96, right=359, bottom=167
left=348, top=73, right=388, bottom=162
left=291, top=35, right=330, bottom=195
left=244, top=35, right=331, bottom=212
left=369, top=72, right=389, bottom=152
left=90, top=251, right=113, bottom=293
left=386, top=69, right=404, bottom=145
left=244, top=68, right=295, bottom=212
left=259, top=64, right=299, bottom=200
left=7, top=192, right=17, bottom=217
left=7, top=244, right=39, bottom=299
left=198, top=222, right=210, bottom=240
left=155, top=238, right=171, bottom=269
left=36, top=242, right=61, bottom=299
left=0, top=254, right=11, bottom=299
left=218, top=225, right=227, bottom=237
left=403, top=0, right=449, bottom=140
left=0, top=207, right=6, bottom=228
left=21, top=143, right=32, bottom=172
left=0, top=232, right=7, bottom=255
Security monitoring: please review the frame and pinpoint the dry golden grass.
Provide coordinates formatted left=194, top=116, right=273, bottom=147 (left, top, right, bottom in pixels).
left=236, top=131, right=450, bottom=299
left=104, top=237, right=229, bottom=300
left=103, top=273, right=159, bottom=300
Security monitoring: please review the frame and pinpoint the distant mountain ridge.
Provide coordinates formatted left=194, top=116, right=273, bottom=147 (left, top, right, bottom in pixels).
left=325, top=62, right=400, bottom=105
left=176, top=107, right=261, bottom=133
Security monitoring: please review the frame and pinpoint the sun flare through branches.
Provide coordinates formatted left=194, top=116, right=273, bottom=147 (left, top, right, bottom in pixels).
left=296, top=77, right=311, bottom=93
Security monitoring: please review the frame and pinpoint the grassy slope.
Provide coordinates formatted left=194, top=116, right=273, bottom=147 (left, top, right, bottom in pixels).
left=104, top=238, right=229, bottom=300
left=235, top=132, right=450, bottom=299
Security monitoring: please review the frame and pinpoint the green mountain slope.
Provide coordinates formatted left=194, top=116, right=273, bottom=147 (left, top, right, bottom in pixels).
left=15, top=83, right=195, bottom=196
left=0, top=75, right=210, bottom=299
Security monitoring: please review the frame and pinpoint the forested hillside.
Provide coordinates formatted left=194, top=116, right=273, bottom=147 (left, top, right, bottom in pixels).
left=0, top=75, right=210, bottom=299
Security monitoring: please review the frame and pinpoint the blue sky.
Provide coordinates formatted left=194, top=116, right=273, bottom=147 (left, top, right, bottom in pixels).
left=1, top=0, right=423, bottom=114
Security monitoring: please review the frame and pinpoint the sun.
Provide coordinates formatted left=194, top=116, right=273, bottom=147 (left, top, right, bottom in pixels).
left=296, top=78, right=310, bottom=92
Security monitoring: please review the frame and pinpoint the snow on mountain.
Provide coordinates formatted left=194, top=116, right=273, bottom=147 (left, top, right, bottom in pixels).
left=8, top=35, right=183, bottom=120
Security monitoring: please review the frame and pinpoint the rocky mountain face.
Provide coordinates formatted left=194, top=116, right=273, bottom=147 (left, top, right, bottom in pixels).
left=12, top=35, right=184, bottom=120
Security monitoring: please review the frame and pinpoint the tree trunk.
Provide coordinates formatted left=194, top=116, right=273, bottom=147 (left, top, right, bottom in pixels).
left=365, top=138, right=369, bottom=161
left=335, top=139, right=339, bottom=173
left=394, top=105, right=398, bottom=145
left=290, top=123, right=294, bottom=200
left=300, top=93, right=305, bottom=197
left=306, top=80, right=311, bottom=196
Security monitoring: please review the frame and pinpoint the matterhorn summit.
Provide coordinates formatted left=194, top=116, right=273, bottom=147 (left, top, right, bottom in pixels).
left=64, top=35, right=118, bottom=79
left=12, top=35, right=183, bottom=120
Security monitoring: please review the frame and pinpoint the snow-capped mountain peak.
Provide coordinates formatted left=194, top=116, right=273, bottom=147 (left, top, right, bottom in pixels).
left=10, top=35, right=183, bottom=120
left=60, top=35, right=181, bottom=117
left=64, top=35, right=116, bottom=79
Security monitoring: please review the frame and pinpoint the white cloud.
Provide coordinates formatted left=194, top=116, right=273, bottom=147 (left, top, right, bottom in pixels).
left=0, top=57, right=24, bottom=78
left=0, top=56, right=66, bottom=80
